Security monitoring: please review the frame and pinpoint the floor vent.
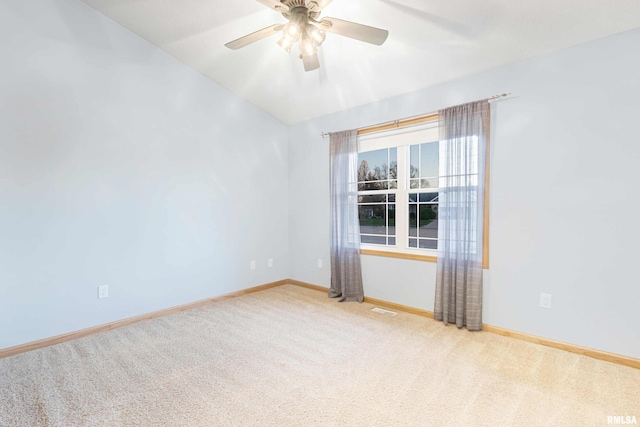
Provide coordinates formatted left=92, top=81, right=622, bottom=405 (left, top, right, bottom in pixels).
left=371, top=307, right=397, bottom=316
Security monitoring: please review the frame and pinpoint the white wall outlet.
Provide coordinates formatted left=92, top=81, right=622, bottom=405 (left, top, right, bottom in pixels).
left=98, top=285, right=109, bottom=299
left=268, top=258, right=273, bottom=267
left=250, top=260, right=256, bottom=270
left=539, top=293, right=552, bottom=309
left=317, top=258, right=323, bottom=269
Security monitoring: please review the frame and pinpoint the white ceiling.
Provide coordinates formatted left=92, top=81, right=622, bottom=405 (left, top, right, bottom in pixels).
left=80, top=0, right=640, bottom=125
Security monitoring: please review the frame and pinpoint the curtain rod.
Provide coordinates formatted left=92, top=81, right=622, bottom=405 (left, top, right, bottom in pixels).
left=320, top=93, right=511, bottom=138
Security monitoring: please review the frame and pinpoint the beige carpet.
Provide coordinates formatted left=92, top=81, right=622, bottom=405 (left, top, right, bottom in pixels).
left=1, top=284, right=638, bottom=426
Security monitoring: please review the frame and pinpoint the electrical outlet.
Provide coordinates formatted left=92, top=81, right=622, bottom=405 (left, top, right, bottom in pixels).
left=539, top=293, right=552, bottom=309
left=317, top=258, right=323, bottom=269
left=98, top=285, right=109, bottom=299
left=250, top=260, right=256, bottom=270
left=268, top=258, right=273, bottom=267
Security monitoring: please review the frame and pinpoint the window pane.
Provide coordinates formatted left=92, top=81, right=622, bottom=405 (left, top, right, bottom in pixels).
left=358, top=148, right=397, bottom=190
left=359, top=194, right=387, bottom=204
left=389, top=147, right=398, bottom=188
left=420, top=177, right=439, bottom=188
left=409, top=142, right=439, bottom=189
left=408, top=204, right=417, bottom=237
left=418, top=207, right=438, bottom=238
left=409, top=191, right=439, bottom=249
left=420, top=142, right=439, bottom=178
left=389, top=148, right=397, bottom=178
left=410, top=145, right=419, bottom=178
left=419, top=192, right=439, bottom=203
left=360, top=180, right=388, bottom=191
left=358, top=150, right=386, bottom=181
left=388, top=203, right=396, bottom=235
left=388, top=237, right=396, bottom=246
left=359, top=205, right=386, bottom=235
left=362, top=235, right=386, bottom=245
left=418, top=239, right=437, bottom=250
left=417, top=199, right=438, bottom=239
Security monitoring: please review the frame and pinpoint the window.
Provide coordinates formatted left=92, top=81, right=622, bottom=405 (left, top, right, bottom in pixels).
left=357, top=121, right=441, bottom=258
left=356, top=117, right=489, bottom=266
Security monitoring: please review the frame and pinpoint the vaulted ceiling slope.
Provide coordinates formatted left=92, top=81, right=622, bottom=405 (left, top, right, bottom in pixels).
left=81, top=0, right=640, bottom=125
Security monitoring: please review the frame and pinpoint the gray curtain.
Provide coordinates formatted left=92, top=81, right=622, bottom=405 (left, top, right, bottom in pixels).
left=329, top=129, right=364, bottom=302
left=434, top=100, right=489, bottom=330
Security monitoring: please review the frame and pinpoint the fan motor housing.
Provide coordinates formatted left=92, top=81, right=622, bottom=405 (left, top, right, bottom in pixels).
left=281, top=0, right=320, bottom=20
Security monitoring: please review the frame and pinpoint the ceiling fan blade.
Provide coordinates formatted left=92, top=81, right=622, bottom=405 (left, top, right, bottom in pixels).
left=319, top=17, right=389, bottom=46
left=225, top=24, right=283, bottom=50
left=302, top=53, right=320, bottom=71
left=306, top=0, right=333, bottom=11
left=255, top=0, right=290, bottom=13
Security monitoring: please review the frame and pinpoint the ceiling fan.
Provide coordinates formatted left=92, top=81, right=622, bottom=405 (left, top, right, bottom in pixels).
left=225, top=0, right=389, bottom=72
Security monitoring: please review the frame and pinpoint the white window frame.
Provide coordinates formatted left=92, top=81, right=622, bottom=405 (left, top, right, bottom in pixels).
left=358, top=121, right=440, bottom=258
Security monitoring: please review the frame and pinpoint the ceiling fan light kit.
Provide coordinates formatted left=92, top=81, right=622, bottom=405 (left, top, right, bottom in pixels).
left=277, top=7, right=326, bottom=57
left=225, top=0, right=389, bottom=72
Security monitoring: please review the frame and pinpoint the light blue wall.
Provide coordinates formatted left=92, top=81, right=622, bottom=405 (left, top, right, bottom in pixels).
left=0, top=1, right=289, bottom=349
left=289, top=28, right=640, bottom=359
